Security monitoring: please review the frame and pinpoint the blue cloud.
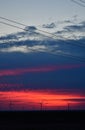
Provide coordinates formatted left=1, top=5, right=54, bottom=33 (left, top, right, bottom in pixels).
left=0, top=33, right=18, bottom=41
left=64, top=21, right=85, bottom=32
left=42, top=22, right=56, bottom=29
left=25, top=26, right=37, bottom=31
left=0, top=20, right=85, bottom=63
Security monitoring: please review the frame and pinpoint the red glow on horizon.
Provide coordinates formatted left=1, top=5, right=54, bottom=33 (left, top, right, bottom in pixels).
left=0, top=90, right=85, bottom=110
left=0, top=64, right=84, bottom=77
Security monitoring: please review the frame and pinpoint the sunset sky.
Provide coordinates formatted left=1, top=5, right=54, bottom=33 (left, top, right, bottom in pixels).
left=0, top=0, right=85, bottom=110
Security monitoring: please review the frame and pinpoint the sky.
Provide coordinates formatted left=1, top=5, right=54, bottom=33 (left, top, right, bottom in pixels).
left=0, top=0, right=85, bottom=34
left=0, top=0, right=85, bottom=110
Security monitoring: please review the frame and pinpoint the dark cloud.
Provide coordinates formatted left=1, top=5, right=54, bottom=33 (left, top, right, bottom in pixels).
left=0, top=21, right=85, bottom=62
left=25, top=26, right=37, bottom=31
left=0, top=33, right=18, bottom=41
left=0, top=32, right=85, bottom=62
left=80, top=21, right=85, bottom=26
left=64, top=98, right=85, bottom=102
left=64, top=22, right=85, bottom=32
left=63, top=20, right=72, bottom=23
left=55, top=30, right=67, bottom=34
left=57, top=20, right=73, bottom=24
left=42, top=22, right=56, bottom=29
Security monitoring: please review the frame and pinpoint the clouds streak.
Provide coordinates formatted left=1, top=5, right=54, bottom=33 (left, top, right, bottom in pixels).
left=0, top=64, right=84, bottom=77
left=0, top=89, right=85, bottom=110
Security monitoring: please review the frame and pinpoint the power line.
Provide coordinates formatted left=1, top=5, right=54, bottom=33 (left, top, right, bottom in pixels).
left=62, top=33, right=85, bottom=48
left=71, top=0, right=85, bottom=7
left=0, top=21, right=26, bottom=31
left=0, top=16, right=85, bottom=62
left=80, top=0, right=85, bottom=4
left=0, top=16, right=58, bottom=39
left=0, top=16, right=26, bottom=27
left=49, top=51, right=85, bottom=63
left=0, top=16, right=85, bottom=43
left=0, top=16, right=85, bottom=48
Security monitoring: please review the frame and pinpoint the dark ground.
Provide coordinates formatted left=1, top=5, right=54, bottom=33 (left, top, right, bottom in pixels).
left=0, top=110, right=85, bottom=130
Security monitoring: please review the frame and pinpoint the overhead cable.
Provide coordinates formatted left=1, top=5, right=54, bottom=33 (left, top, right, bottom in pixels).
left=80, top=0, right=85, bottom=4
left=71, top=0, right=85, bottom=7
left=0, top=16, right=85, bottom=62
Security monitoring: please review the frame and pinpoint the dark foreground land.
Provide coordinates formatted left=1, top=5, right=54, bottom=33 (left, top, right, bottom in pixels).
left=0, top=110, right=85, bottom=130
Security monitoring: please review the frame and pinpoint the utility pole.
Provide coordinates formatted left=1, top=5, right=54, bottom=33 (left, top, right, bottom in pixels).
left=67, top=103, right=70, bottom=111
left=40, top=102, right=43, bottom=111
left=9, top=100, right=12, bottom=111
